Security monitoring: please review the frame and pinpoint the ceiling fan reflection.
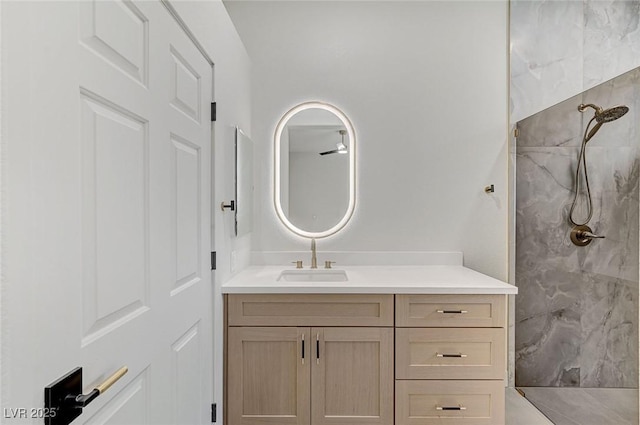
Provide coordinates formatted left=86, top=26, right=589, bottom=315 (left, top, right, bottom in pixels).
left=319, top=129, right=348, bottom=156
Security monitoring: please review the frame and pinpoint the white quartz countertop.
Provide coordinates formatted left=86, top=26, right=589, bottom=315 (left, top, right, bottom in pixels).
left=221, top=265, right=518, bottom=295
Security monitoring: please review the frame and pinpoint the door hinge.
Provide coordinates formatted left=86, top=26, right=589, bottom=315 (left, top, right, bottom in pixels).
left=211, top=102, right=216, bottom=122
left=514, top=127, right=519, bottom=138
left=211, top=403, right=217, bottom=423
left=211, top=252, right=216, bottom=270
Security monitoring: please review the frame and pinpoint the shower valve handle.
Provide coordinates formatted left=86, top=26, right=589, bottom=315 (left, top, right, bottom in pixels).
left=581, top=230, right=604, bottom=239
left=571, top=225, right=604, bottom=246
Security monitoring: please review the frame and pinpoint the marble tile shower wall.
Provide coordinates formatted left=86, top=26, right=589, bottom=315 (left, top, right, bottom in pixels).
left=515, top=68, right=639, bottom=388
left=511, top=0, right=640, bottom=122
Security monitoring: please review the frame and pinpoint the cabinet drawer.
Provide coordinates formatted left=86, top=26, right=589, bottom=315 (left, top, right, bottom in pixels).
left=396, top=294, right=506, bottom=327
left=227, top=294, right=394, bottom=326
left=395, top=380, right=505, bottom=425
left=396, top=328, right=505, bottom=379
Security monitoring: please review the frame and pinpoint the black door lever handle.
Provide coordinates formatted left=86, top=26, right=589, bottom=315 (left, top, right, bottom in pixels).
left=65, top=388, right=99, bottom=408
left=45, top=366, right=128, bottom=425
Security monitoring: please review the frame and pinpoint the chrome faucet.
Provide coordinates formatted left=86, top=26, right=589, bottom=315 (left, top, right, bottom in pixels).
left=310, top=238, right=318, bottom=269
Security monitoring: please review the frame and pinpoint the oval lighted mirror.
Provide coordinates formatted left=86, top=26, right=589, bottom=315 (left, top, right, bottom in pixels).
left=274, top=102, right=356, bottom=238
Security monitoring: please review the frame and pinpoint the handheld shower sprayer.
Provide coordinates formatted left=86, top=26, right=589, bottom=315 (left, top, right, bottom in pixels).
left=568, top=102, right=629, bottom=245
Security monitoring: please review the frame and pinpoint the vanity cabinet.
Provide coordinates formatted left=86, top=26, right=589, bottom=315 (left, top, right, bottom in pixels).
left=226, top=293, right=508, bottom=425
left=226, top=294, right=395, bottom=425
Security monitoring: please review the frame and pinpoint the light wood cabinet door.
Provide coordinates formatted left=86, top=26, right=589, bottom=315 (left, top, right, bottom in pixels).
left=311, top=327, right=394, bottom=425
left=228, top=327, right=311, bottom=425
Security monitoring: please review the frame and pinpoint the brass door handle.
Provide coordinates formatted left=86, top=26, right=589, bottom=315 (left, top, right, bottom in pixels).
left=67, top=366, right=128, bottom=407
left=95, top=366, right=129, bottom=394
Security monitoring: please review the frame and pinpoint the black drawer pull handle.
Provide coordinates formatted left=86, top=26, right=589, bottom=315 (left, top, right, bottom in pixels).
left=436, top=309, right=468, bottom=314
left=436, top=405, right=467, bottom=411
left=436, top=353, right=468, bottom=358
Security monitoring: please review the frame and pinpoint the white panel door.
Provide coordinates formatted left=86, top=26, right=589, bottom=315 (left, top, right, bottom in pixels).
left=1, top=1, right=213, bottom=424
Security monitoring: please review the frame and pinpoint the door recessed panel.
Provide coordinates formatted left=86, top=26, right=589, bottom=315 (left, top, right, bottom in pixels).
left=79, top=0, right=148, bottom=85
left=171, top=323, right=202, bottom=425
left=169, top=46, right=201, bottom=122
left=83, top=369, right=148, bottom=425
left=242, top=340, right=298, bottom=415
left=324, top=341, right=380, bottom=416
left=81, top=91, right=149, bottom=346
left=171, top=134, right=201, bottom=296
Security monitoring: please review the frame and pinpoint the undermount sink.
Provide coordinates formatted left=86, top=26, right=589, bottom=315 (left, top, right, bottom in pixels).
left=277, top=269, right=349, bottom=282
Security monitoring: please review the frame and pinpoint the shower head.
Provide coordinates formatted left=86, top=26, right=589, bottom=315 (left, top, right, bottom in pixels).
left=578, top=103, right=629, bottom=122
left=578, top=103, right=629, bottom=142
left=596, top=106, right=629, bottom=123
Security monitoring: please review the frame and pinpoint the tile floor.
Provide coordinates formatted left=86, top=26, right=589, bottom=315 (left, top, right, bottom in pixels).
left=517, top=387, right=639, bottom=425
left=507, top=388, right=554, bottom=425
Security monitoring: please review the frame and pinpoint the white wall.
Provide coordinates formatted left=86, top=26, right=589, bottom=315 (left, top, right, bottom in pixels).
left=225, top=0, right=509, bottom=280
left=0, top=0, right=4, bottom=411
left=168, top=0, right=251, bottom=418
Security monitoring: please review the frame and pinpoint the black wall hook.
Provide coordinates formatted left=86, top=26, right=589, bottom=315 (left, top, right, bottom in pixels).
left=220, top=200, right=235, bottom=211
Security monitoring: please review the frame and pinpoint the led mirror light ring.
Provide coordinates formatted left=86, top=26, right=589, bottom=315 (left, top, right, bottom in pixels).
left=274, top=101, right=356, bottom=239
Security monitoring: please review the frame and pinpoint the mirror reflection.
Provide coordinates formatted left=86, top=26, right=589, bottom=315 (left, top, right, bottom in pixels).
left=274, top=102, right=356, bottom=238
